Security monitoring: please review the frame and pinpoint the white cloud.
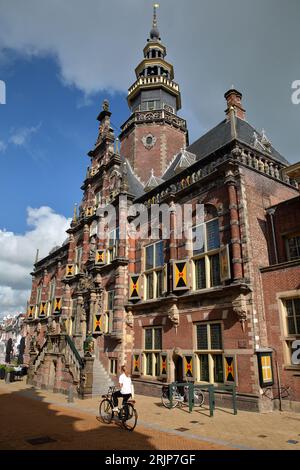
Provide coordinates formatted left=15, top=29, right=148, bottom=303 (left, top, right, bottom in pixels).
left=0, top=0, right=299, bottom=160
left=0, top=140, right=6, bottom=152
left=9, top=123, right=41, bottom=147
left=0, top=286, right=29, bottom=315
left=0, top=206, right=71, bottom=318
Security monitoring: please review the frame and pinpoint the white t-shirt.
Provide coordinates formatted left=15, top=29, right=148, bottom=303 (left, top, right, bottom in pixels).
left=119, top=373, right=132, bottom=395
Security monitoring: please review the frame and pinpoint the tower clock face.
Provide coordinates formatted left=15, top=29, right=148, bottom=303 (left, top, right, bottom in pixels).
left=142, top=133, right=157, bottom=150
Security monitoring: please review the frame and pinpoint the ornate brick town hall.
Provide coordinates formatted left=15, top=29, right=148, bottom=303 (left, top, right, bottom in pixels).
left=24, top=8, right=300, bottom=412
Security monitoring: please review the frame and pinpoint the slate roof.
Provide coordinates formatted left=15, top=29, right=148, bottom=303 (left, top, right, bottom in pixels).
left=162, top=117, right=289, bottom=181
left=144, top=169, right=165, bottom=192
left=125, top=158, right=145, bottom=197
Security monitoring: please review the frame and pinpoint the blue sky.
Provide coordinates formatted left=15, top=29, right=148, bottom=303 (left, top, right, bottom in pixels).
left=0, top=53, right=129, bottom=233
left=0, top=0, right=299, bottom=317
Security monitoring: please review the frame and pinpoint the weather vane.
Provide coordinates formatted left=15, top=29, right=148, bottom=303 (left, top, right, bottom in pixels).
left=153, top=3, right=159, bottom=28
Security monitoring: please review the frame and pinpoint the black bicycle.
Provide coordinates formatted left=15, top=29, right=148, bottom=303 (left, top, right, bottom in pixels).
left=99, top=386, right=138, bottom=431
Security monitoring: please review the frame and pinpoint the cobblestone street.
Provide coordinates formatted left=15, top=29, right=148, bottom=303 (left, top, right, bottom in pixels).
left=0, top=381, right=300, bottom=450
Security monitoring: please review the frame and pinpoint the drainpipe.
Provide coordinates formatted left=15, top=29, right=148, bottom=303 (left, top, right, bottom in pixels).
left=266, top=208, right=278, bottom=264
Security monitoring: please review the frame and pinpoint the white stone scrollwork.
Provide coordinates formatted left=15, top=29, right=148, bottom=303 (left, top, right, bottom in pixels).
left=142, top=133, right=157, bottom=150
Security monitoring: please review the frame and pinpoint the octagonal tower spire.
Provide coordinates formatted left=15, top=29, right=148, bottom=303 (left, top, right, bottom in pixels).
left=119, top=4, right=188, bottom=183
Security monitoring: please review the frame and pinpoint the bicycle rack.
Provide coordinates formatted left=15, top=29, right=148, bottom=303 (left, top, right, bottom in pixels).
left=200, top=383, right=237, bottom=416
left=168, top=382, right=237, bottom=417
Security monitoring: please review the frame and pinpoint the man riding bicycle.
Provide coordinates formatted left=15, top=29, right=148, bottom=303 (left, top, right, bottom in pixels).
left=112, top=365, right=132, bottom=412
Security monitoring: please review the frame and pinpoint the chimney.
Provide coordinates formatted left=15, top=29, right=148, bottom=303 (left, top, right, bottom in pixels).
left=224, top=88, right=246, bottom=120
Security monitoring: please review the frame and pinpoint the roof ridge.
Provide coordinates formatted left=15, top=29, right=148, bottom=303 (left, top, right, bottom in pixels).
left=124, top=158, right=145, bottom=187
left=162, top=152, right=179, bottom=178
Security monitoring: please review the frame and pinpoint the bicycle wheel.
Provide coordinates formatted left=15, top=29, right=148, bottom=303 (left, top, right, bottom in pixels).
left=99, top=398, right=113, bottom=424
left=161, top=389, right=179, bottom=409
left=193, top=388, right=205, bottom=407
left=120, top=403, right=138, bottom=431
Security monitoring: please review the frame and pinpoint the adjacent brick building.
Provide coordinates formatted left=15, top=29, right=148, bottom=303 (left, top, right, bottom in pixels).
left=24, top=7, right=300, bottom=412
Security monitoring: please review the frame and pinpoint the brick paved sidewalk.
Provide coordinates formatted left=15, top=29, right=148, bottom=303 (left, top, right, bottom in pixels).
left=1, top=381, right=300, bottom=450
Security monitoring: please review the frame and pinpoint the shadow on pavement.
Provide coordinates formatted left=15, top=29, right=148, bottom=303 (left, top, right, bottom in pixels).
left=0, top=385, right=155, bottom=450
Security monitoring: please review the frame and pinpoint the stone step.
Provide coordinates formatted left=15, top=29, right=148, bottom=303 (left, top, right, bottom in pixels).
left=92, top=356, right=114, bottom=397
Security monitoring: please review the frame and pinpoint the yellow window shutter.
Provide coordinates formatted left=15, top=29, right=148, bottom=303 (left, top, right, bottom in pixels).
left=95, top=249, right=106, bottom=265
left=65, top=264, right=75, bottom=277
left=132, top=353, right=142, bottom=376
left=173, top=261, right=189, bottom=291
left=219, top=244, right=231, bottom=282
left=93, top=313, right=102, bottom=334
left=129, top=274, right=140, bottom=300
left=53, top=297, right=62, bottom=314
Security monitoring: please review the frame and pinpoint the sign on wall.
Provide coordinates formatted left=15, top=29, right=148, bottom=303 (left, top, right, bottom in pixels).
left=256, top=350, right=274, bottom=388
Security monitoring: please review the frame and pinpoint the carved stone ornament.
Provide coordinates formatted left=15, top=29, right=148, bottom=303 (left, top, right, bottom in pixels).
left=125, top=309, right=134, bottom=328
left=29, top=335, right=37, bottom=352
left=168, top=303, right=180, bottom=327
left=78, top=272, right=94, bottom=291
left=89, top=236, right=97, bottom=260
left=47, top=317, right=56, bottom=335
left=232, top=294, right=248, bottom=331
left=142, top=133, right=157, bottom=150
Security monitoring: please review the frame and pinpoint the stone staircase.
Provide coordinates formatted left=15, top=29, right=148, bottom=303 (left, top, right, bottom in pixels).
left=92, top=356, right=115, bottom=397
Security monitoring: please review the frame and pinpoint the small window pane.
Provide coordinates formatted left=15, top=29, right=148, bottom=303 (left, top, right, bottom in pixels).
left=193, top=224, right=205, bottom=255
left=210, top=254, right=221, bottom=287
left=286, top=300, right=294, bottom=316
left=155, top=241, right=164, bottom=267
left=213, top=354, right=224, bottom=383
left=154, top=352, right=160, bottom=376
left=296, top=316, right=300, bottom=335
left=287, top=317, right=296, bottom=335
left=107, top=291, right=114, bottom=311
left=146, top=273, right=154, bottom=299
left=294, top=299, right=300, bottom=315
left=154, top=328, right=162, bottom=350
left=145, top=329, right=153, bottom=350
left=195, top=258, right=206, bottom=289
left=146, top=245, right=154, bottom=270
left=197, top=324, right=208, bottom=350
left=287, top=236, right=300, bottom=260
left=210, top=324, right=222, bottom=349
left=146, top=353, right=152, bottom=375
left=199, top=354, right=209, bottom=382
left=156, top=270, right=164, bottom=298
left=206, top=219, right=220, bottom=251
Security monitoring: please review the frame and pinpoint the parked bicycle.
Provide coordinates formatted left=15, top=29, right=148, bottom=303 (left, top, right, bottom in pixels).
left=161, top=383, right=205, bottom=409
left=99, top=386, right=138, bottom=431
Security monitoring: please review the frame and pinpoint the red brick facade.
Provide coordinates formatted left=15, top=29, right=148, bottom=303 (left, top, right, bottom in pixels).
left=23, top=17, right=300, bottom=413
left=120, top=121, right=187, bottom=184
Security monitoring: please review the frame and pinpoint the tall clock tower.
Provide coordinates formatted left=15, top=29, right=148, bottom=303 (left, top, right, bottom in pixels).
left=119, top=5, right=188, bottom=183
